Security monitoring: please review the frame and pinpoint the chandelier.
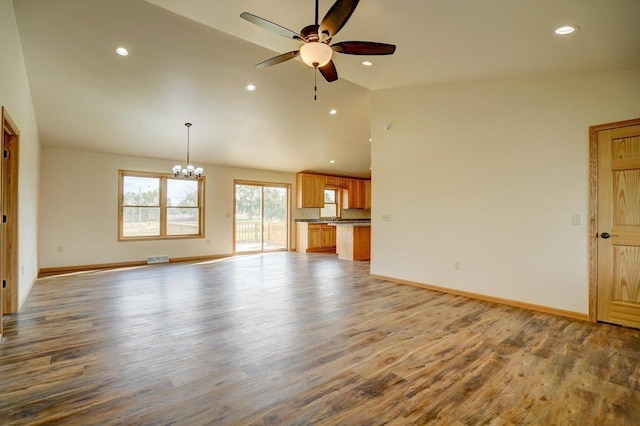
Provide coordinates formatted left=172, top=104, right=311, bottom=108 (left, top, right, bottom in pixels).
left=172, top=122, right=203, bottom=179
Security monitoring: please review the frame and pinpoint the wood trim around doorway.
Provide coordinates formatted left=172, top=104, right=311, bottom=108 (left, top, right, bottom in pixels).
left=233, top=179, right=292, bottom=255
left=588, top=117, right=640, bottom=322
left=1, top=107, right=20, bottom=316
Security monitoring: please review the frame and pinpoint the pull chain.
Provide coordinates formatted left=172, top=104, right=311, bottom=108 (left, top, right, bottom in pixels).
left=314, top=67, right=318, bottom=101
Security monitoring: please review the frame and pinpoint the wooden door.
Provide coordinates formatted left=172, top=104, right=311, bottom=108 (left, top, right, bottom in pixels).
left=596, top=122, right=640, bottom=328
left=0, top=117, right=4, bottom=339
left=0, top=107, right=18, bottom=340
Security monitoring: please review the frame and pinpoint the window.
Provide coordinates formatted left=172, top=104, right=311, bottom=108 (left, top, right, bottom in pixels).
left=320, top=189, right=339, bottom=218
left=119, top=170, right=204, bottom=240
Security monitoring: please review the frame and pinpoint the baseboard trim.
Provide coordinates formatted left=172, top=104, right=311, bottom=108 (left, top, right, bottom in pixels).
left=370, top=274, right=589, bottom=322
left=38, top=254, right=234, bottom=278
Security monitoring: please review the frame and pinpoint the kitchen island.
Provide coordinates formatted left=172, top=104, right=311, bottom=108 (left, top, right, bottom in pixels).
left=331, top=222, right=371, bottom=261
left=295, top=219, right=371, bottom=260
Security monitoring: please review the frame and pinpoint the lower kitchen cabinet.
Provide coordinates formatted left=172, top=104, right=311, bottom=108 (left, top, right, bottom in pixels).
left=296, top=222, right=336, bottom=253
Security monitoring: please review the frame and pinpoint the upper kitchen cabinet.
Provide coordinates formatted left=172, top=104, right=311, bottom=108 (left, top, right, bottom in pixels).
left=365, top=180, right=372, bottom=210
left=296, top=173, right=325, bottom=208
left=325, top=176, right=349, bottom=189
left=344, top=179, right=369, bottom=210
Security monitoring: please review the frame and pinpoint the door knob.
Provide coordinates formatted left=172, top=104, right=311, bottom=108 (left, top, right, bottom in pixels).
left=600, top=232, right=619, bottom=239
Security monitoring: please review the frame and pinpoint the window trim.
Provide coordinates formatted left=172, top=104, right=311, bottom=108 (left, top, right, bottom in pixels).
left=320, top=187, right=341, bottom=219
left=118, top=170, right=205, bottom=241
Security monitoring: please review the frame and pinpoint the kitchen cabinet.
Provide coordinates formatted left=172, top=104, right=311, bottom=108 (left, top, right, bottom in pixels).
left=325, top=176, right=349, bottom=188
left=335, top=223, right=371, bottom=261
left=296, top=173, right=325, bottom=208
left=365, top=180, right=372, bottom=210
left=321, top=225, right=336, bottom=248
left=296, top=172, right=371, bottom=210
left=308, top=224, right=322, bottom=249
left=296, top=222, right=336, bottom=253
left=344, top=179, right=367, bottom=209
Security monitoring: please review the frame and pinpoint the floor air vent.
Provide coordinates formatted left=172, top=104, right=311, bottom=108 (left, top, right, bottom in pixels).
left=147, top=255, right=170, bottom=264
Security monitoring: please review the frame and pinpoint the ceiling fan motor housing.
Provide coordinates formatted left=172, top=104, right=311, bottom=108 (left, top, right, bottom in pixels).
left=301, top=25, right=321, bottom=42
left=241, top=0, right=395, bottom=83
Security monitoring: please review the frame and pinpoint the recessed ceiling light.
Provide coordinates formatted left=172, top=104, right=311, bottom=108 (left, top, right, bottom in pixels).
left=330, top=160, right=335, bottom=164
left=115, top=47, right=129, bottom=56
left=555, top=25, right=579, bottom=35
left=362, top=61, right=373, bottom=67
left=329, top=109, right=337, bottom=115
left=369, top=138, right=372, bottom=142
left=246, top=84, right=256, bottom=91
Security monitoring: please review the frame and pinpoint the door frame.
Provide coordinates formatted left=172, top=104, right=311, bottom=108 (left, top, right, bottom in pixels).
left=233, top=179, right=291, bottom=254
left=588, top=117, right=640, bottom=322
left=1, top=107, right=20, bottom=319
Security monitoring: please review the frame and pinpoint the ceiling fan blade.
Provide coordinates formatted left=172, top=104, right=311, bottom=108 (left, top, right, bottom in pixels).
left=332, top=41, right=396, bottom=55
left=240, top=12, right=303, bottom=41
left=319, top=0, right=360, bottom=40
left=319, top=60, right=338, bottom=82
left=256, top=51, right=300, bottom=68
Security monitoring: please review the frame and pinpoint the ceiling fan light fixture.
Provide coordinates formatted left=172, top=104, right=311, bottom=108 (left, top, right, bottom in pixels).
left=300, top=42, right=333, bottom=68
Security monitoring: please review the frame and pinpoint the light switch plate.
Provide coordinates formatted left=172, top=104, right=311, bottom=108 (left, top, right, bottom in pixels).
left=572, top=214, right=583, bottom=225
left=382, top=214, right=391, bottom=221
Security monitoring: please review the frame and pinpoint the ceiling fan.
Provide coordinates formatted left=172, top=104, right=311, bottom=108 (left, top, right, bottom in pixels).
left=240, top=0, right=396, bottom=84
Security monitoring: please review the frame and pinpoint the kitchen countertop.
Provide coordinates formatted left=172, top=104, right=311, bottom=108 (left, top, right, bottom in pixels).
left=327, top=222, right=371, bottom=226
left=295, top=219, right=371, bottom=225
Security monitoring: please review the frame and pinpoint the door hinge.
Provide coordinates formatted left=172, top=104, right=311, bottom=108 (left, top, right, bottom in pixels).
left=3, top=149, right=7, bottom=158
left=2, top=215, right=6, bottom=223
left=2, top=280, right=6, bottom=289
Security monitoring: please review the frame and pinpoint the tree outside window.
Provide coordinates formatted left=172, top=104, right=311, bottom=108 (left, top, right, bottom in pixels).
left=119, top=171, right=204, bottom=240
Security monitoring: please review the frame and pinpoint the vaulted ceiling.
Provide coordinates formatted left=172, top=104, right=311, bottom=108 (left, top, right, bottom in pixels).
left=13, top=0, right=640, bottom=177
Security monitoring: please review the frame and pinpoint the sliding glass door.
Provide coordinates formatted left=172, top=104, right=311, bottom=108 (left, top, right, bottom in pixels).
left=234, top=181, right=289, bottom=253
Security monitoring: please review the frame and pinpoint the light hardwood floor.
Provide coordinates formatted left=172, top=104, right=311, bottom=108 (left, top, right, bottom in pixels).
left=1, top=252, right=640, bottom=425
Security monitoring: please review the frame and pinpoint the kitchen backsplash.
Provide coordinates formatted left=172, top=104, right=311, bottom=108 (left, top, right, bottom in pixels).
left=341, top=209, right=371, bottom=219
left=294, top=208, right=371, bottom=221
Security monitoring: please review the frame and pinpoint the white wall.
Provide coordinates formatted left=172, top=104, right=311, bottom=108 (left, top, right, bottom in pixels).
left=39, top=147, right=305, bottom=268
left=371, top=68, right=640, bottom=314
left=0, top=0, right=41, bottom=309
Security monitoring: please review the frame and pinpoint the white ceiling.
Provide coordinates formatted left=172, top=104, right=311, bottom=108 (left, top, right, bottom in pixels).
left=13, top=0, right=640, bottom=177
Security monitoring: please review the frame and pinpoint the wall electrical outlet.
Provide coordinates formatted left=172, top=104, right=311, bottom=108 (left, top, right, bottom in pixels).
left=454, top=261, right=462, bottom=270
left=382, top=214, right=391, bottom=221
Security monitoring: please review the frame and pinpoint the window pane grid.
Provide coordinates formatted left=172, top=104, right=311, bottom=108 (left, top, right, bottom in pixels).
left=120, top=172, right=203, bottom=240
